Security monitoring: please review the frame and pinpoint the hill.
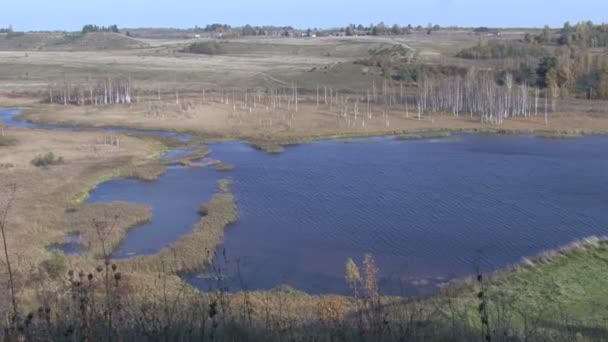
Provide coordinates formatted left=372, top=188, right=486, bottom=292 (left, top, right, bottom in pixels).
left=0, top=32, right=149, bottom=51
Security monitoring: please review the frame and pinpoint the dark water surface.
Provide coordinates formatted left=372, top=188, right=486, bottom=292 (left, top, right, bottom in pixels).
left=189, top=135, right=608, bottom=295
left=3, top=108, right=608, bottom=295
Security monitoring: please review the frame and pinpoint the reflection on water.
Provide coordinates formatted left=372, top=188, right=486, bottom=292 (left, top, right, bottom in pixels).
left=49, top=233, right=81, bottom=255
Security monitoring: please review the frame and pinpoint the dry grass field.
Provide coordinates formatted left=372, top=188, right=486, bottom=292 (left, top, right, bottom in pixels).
left=0, top=31, right=503, bottom=95
left=0, top=126, right=164, bottom=277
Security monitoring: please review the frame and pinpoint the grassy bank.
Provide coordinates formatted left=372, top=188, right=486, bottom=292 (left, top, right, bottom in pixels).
left=395, top=131, right=452, bottom=140
left=536, top=130, right=585, bottom=139
left=429, top=236, right=608, bottom=339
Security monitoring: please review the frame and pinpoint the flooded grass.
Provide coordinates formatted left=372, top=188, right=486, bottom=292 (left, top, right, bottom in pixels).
left=64, top=202, right=152, bottom=258
left=70, top=162, right=168, bottom=204
left=536, top=130, right=584, bottom=139
left=249, top=140, right=285, bottom=154
left=215, top=162, right=234, bottom=171
left=123, top=179, right=237, bottom=274
left=395, top=132, right=452, bottom=140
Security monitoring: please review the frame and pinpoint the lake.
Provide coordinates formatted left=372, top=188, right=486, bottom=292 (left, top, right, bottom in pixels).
left=188, top=135, right=608, bottom=295
left=3, top=108, right=608, bottom=296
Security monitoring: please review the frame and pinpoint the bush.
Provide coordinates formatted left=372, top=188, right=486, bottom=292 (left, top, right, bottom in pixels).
left=42, top=251, right=66, bottom=279
left=456, top=40, right=548, bottom=59
left=182, top=41, right=224, bottom=55
left=0, top=136, right=17, bottom=147
left=198, top=204, right=209, bottom=216
left=31, top=152, right=64, bottom=167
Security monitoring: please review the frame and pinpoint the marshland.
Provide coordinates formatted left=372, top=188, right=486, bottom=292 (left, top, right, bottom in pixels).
left=1, top=3, right=608, bottom=340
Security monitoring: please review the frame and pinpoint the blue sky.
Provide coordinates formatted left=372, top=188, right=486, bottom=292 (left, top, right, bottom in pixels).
left=3, top=0, right=606, bottom=31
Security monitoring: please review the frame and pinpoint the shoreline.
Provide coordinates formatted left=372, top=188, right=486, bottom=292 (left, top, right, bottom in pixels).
left=13, top=104, right=608, bottom=156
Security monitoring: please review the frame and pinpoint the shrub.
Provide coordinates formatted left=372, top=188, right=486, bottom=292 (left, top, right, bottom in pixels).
left=42, top=251, right=66, bottom=279
left=182, top=41, right=224, bottom=55
left=456, top=40, right=548, bottom=59
left=31, top=152, right=64, bottom=167
left=0, top=136, right=17, bottom=147
left=198, top=204, right=209, bottom=216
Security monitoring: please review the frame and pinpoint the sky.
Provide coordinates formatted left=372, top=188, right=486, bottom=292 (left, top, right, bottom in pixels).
left=2, top=0, right=607, bottom=31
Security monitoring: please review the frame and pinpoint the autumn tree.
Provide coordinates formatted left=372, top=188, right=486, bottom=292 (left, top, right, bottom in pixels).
left=391, top=24, right=401, bottom=35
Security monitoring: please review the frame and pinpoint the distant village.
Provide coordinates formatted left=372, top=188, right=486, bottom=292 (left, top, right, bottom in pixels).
left=190, top=23, right=501, bottom=39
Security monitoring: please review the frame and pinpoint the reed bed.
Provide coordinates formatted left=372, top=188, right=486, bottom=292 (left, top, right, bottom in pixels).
left=394, top=131, right=452, bottom=140
left=64, top=202, right=152, bottom=258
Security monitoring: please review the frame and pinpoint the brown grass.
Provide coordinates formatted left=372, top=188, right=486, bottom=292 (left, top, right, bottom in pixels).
left=0, top=136, right=17, bottom=147
left=64, top=202, right=152, bottom=258
left=0, top=126, right=165, bottom=275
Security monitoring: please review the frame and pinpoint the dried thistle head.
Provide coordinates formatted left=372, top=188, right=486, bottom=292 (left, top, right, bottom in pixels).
left=363, top=254, right=379, bottom=298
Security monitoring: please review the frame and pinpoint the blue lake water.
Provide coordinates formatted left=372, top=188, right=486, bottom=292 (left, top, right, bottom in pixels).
left=190, top=135, right=608, bottom=295
left=87, top=167, right=223, bottom=258
left=3, top=108, right=608, bottom=295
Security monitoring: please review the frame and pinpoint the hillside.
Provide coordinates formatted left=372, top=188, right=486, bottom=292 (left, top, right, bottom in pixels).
left=0, top=32, right=149, bottom=51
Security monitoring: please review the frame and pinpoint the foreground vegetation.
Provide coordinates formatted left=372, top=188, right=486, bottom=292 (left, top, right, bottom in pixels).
left=2, top=224, right=608, bottom=341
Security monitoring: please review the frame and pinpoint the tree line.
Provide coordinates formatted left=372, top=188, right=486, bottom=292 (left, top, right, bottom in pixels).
left=190, top=22, right=442, bottom=38
left=511, top=50, right=608, bottom=100
left=0, top=25, right=13, bottom=33
left=455, top=23, right=608, bottom=100
left=81, top=24, right=119, bottom=34
left=456, top=40, right=548, bottom=60
left=193, top=24, right=295, bottom=37
left=559, top=21, right=608, bottom=48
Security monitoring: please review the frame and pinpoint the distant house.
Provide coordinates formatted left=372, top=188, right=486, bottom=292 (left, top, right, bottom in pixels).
left=301, top=31, right=317, bottom=38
